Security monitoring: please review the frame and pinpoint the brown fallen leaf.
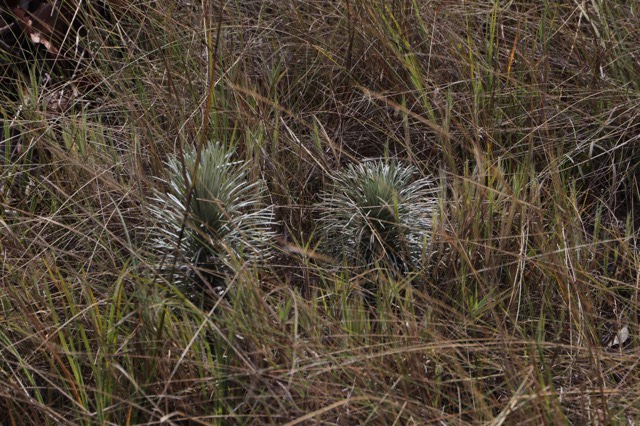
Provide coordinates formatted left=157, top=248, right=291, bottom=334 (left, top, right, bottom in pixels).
left=12, top=1, right=69, bottom=56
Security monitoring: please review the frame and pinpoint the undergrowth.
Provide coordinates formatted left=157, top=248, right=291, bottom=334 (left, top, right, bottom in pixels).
left=1, top=0, right=639, bottom=424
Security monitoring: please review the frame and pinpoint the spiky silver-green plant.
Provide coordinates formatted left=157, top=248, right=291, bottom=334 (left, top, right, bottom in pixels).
left=150, top=142, right=276, bottom=289
left=318, top=160, right=438, bottom=270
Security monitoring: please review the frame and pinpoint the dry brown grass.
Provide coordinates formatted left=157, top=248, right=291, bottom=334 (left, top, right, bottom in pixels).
left=1, top=0, right=639, bottom=424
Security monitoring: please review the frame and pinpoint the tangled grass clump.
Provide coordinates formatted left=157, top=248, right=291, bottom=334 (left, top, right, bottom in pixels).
left=150, top=142, right=277, bottom=291
left=319, top=160, right=438, bottom=271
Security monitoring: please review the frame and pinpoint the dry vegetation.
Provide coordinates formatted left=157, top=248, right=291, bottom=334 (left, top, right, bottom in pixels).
left=1, top=0, right=640, bottom=424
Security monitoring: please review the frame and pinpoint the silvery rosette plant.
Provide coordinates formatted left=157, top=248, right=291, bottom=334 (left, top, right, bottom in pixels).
left=150, top=142, right=276, bottom=292
left=318, top=160, right=438, bottom=271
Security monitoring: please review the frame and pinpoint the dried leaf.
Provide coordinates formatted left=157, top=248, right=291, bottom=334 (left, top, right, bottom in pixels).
left=12, top=2, right=67, bottom=55
left=607, top=325, right=630, bottom=348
